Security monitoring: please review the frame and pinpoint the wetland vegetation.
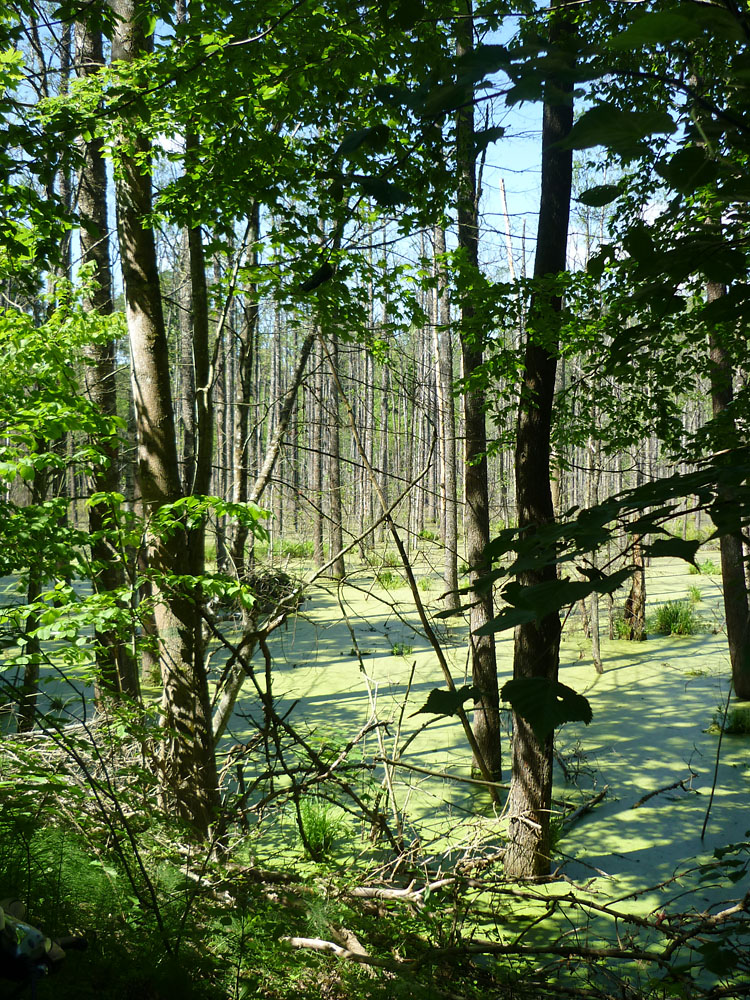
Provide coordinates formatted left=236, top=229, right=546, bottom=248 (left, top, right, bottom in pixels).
left=1, top=1, right=750, bottom=998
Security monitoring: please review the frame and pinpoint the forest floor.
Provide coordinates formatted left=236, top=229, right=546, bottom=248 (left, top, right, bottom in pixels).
left=2, top=548, right=748, bottom=999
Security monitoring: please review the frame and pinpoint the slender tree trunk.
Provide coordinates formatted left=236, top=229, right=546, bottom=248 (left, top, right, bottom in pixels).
left=706, top=281, right=750, bottom=699
left=456, top=1, right=501, bottom=782
left=76, top=16, right=139, bottom=701
left=327, top=333, right=346, bottom=579
left=434, top=226, right=459, bottom=611
left=229, top=205, right=260, bottom=579
left=111, top=0, right=218, bottom=836
left=505, top=0, right=573, bottom=879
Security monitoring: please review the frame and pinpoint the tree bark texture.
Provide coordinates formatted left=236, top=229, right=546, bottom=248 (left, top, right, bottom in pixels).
left=434, top=226, right=459, bottom=612
left=706, top=281, right=750, bottom=699
left=76, top=17, right=139, bottom=701
left=111, top=0, right=218, bottom=836
left=506, top=0, right=573, bottom=879
left=456, top=1, right=501, bottom=782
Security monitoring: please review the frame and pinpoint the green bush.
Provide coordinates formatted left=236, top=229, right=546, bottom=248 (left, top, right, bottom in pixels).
left=298, top=798, right=343, bottom=859
left=690, top=557, right=720, bottom=575
left=391, top=642, right=414, bottom=656
left=709, top=705, right=750, bottom=735
left=417, top=528, right=438, bottom=542
left=651, top=600, right=700, bottom=636
left=376, top=569, right=401, bottom=590
left=687, top=585, right=702, bottom=604
left=274, top=538, right=314, bottom=559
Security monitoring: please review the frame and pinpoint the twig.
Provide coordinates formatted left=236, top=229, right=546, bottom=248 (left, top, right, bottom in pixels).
left=702, top=679, right=733, bottom=839
left=633, top=773, right=696, bottom=810
left=563, top=785, right=608, bottom=826
left=281, top=936, right=404, bottom=971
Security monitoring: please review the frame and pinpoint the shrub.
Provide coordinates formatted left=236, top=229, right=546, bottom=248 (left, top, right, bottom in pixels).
left=690, top=557, right=720, bottom=575
left=376, top=569, right=401, bottom=590
left=651, top=600, right=700, bottom=636
left=417, top=528, right=438, bottom=542
left=298, top=798, right=343, bottom=858
left=687, top=585, right=702, bottom=604
left=275, top=538, right=314, bottom=560
left=391, top=642, right=414, bottom=657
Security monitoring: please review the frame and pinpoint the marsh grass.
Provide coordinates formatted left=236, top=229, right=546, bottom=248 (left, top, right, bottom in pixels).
left=709, top=705, right=750, bottom=735
left=298, top=798, right=344, bottom=858
left=650, top=600, right=701, bottom=636
left=690, top=557, right=720, bottom=575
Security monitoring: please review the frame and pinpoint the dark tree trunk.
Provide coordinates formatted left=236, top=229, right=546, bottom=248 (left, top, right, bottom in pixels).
left=111, top=0, right=218, bottom=836
left=506, top=0, right=573, bottom=879
left=76, top=16, right=139, bottom=701
left=706, top=281, right=750, bottom=699
left=434, top=226, right=459, bottom=611
left=327, top=333, right=346, bottom=579
left=623, top=534, right=647, bottom=641
left=455, top=1, right=501, bottom=782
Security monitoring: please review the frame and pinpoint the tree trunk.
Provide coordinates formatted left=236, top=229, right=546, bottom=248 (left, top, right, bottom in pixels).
left=111, top=0, right=218, bottom=836
left=455, top=1, right=501, bottom=782
left=623, top=534, right=646, bottom=641
left=327, top=333, right=346, bottom=579
left=433, top=226, right=459, bottom=611
left=706, top=281, right=750, bottom=699
left=505, top=0, right=573, bottom=879
left=76, top=16, right=139, bottom=702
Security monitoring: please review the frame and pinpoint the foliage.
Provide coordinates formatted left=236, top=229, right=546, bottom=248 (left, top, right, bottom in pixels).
left=687, top=585, right=702, bottom=604
left=297, top=798, right=344, bottom=860
left=650, top=600, right=701, bottom=636
left=690, top=558, right=721, bottom=576
left=391, top=642, right=413, bottom=657
left=708, top=706, right=750, bottom=736
left=375, top=569, right=401, bottom=590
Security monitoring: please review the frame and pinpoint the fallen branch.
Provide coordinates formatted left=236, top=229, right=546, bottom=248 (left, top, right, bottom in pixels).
left=347, top=877, right=455, bottom=908
left=632, top=773, right=696, bottom=809
left=563, top=785, right=609, bottom=827
left=281, top=935, right=404, bottom=972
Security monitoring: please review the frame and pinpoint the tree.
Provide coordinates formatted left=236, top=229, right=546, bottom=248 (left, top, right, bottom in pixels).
left=75, top=13, right=139, bottom=701
left=504, top=0, right=574, bottom=879
left=455, top=0, right=502, bottom=783
left=109, top=0, right=218, bottom=835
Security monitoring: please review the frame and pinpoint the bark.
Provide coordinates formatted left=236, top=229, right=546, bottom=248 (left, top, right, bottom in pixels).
left=327, top=333, right=346, bottom=579
left=706, top=281, right=750, bottom=699
left=111, top=0, right=218, bottom=835
left=76, top=16, right=139, bottom=701
left=456, top=2, right=501, bottom=782
left=506, top=0, right=573, bottom=879
left=433, top=226, right=459, bottom=611
left=623, top=535, right=646, bottom=641
left=312, top=340, right=325, bottom=568
left=587, top=431, right=603, bottom=673
left=229, top=204, right=260, bottom=580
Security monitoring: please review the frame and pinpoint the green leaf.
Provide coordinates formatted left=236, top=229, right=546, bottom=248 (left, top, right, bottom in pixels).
left=335, top=125, right=390, bottom=159
left=577, top=184, right=621, bottom=207
left=411, top=685, right=479, bottom=718
left=354, top=175, right=410, bottom=207
left=655, top=146, right=718, bottom=193
left=644, top=537, right=701, bottom=566
left=609, top=13, right=700, bottom=49
left=501, top=678, right=592, bottom=742
left=473, top=126, right=505, bottom=154
left=561, top=105, right=676, bottom=158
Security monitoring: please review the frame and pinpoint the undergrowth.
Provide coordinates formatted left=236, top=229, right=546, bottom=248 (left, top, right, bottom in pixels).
left=650, top=600, right=701, bottom=636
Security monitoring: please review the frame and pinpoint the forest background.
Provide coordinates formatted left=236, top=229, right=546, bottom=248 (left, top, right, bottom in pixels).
left=0, top=0, right=749, bottom=998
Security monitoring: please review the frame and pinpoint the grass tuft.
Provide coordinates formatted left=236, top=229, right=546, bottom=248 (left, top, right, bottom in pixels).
left=651, top=600, right=700, bottom=636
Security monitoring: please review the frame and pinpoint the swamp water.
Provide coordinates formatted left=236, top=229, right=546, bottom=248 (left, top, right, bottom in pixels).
left=223, top=555, right=749, bottom=992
